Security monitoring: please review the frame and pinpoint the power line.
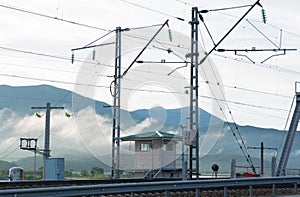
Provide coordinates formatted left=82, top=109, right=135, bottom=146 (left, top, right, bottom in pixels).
left=0, top=45, right=116, bottom=72
left=196, top=3, right=262, bottom=171
left=0, top=44, right=295, bottom=101
left=0, top=139, right=19, bottom=156
left=200, top=95, right=289, bottom=112
left=175, top=0, right=300, bottom=40
left=173, top=0, right=194, bottom=6
left=211, top=52, right=300, bottom=76
left=119, top=0, right=186, bottom=21
left=203, top=80, right=293, bottom=99
left=0, top=3, right=109, bottom=31
left=0, top=145, right=19, bottom=160
left=4, top=0, right=297, bottom=44
left=0, top=72, right=292, bottom=114
left=0, top=46, right=72, bottom=62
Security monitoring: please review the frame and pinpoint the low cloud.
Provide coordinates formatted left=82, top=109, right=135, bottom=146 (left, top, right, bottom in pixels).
left=123, top=117, right=157, bottom=135
left=0, top=106, right=190, bottom=169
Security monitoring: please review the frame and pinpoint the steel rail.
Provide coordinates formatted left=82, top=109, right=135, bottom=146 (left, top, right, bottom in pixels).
left=0, top=176, right=299, bottom=196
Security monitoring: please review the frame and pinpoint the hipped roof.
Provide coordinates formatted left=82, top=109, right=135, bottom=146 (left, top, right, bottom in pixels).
left=121, top=131, right=180, bottom=141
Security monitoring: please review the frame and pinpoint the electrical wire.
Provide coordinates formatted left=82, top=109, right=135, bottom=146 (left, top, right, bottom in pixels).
left=200, top=95, right=289, bottom=112
left=0, top=3, right=109, bottom=31
left=173, top=0, right=194, bottom=6
left=0, top=145, right=19, bottom=160
left=246, top=19, right=280, bottom=49
left=1, top=0, right=298, bottom=165
left=277, top=95, right=296, bottom=161
left=0, top=72, right=292, bottom=113
left=201, top=5, right=253, bottom=12
left=3, top=0, right=298, bottom=42
left=0, top=90, right=289, bottom=115
left=0, top=22, right=296, bottom=109
left=119, top=0, right=186, bottom=22
left=0, top=43, right=296, bottom=100
left=211, top=52, right=300, bottom=76
left=0, top=139, right=19, bottom=156
left=198, top=14, right=259, bottom=172
left=202, top=63, right=257, bottom=172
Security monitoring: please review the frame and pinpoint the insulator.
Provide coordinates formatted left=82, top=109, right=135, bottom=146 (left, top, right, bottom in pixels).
left=168, top=28, right=173, bottom=42
left=198, top=13, right=204, bottom=22
left=92, top=48, right=96, bottom=60
left=261, top=9, right=267, bottom=24
left=71, top=53, right=74, bottom=64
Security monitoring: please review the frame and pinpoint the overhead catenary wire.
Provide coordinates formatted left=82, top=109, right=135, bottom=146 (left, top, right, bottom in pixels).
left=246, top=19, right=280, bottom=49
left=0, top=72, right=292, bottom=113
left=0, top=139, right=19, bottom=156
left=201, top=57, right=257, bottom=173
left=0, top=0, right=298, bottom=166
left=199, top=5, right=253, bottom=13
left=1, top=40, right=298, bottom=100
left=0, top=5, right=296, bottom=101
left=0, top=45, right=296, bottom=100
left=196, top=1, right=265, bottom=173
left=0, top=3, right=110, bottom=31
left=119, top=0, right=186, bottom=22
left=0, top=144, right=19, bottom=160
left=211, top=52, right=300, bottom=76
left=277, top=95, right=297, bottom=161
left=3, top=0, right=299, bottom=42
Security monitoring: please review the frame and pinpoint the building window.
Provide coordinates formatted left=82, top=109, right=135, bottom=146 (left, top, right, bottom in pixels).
left=163, top=142, right=173, bottom=151
left=140, top=142, right=153, bottom=152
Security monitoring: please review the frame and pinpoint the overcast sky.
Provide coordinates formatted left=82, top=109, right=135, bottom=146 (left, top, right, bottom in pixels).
left=0, top=0, right=299, bottom=130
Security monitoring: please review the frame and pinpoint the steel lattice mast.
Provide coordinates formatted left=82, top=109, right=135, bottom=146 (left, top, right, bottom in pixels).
left=111, top=27, right=122, bottom=179
left=188, top=7, right=200, bottom=179
left=277, top=83, right=300, bottom=176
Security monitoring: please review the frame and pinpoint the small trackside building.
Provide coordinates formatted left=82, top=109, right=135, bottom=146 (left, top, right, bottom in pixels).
left=121, top=131, right=182, bottom=179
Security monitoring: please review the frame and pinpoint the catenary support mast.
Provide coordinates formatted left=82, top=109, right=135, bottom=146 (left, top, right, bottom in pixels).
left=111, top=27, right=122, bottom=179
left=188, top=7, right=200, bottom=179
left=277, top=83, right=300, bottom=176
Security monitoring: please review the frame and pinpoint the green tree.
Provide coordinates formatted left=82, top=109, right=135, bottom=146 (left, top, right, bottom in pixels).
left=90, top=167, right=104, bottom=176
left=0, top=169, right=8, bottom=180
left=65, top=170, right=73, bottom=177
left=80, top=169, right=89, bottom=177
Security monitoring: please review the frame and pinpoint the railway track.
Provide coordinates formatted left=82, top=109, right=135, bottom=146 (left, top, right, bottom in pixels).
left=0, top=177, right=299, bottom=196
left=0, top=178, right=181, bottom=190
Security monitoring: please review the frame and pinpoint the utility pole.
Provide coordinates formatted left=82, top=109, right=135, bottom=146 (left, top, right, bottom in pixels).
left=111, top=27, right=122, bottom=179
left=31, top=102, right=64, bottom=179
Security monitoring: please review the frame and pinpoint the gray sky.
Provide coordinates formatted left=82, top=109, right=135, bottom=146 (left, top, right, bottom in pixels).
left=0, top=0, right=299, bottom=130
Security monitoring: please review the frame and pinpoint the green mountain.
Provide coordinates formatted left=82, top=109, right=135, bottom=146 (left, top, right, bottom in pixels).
left=0, top=84, right=299, bottom=174
left=13, top=152, right=110, bottom=172
left=0, top=160, right=16, bottom=170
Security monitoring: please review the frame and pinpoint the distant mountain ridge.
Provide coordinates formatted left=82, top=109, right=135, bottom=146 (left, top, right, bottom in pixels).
left=0, top=84, right=299, bottom=173
left=0, top=84, right=220, bottom=130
